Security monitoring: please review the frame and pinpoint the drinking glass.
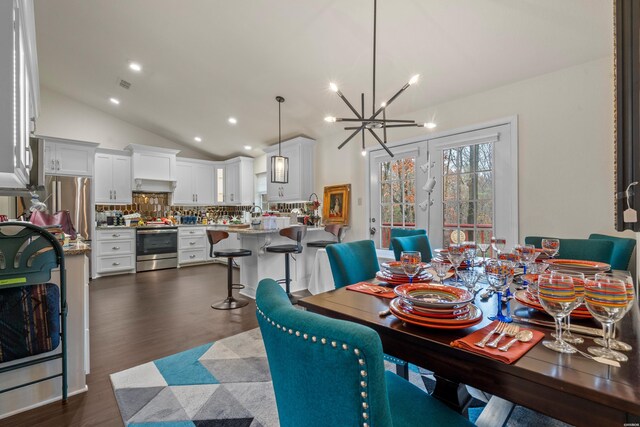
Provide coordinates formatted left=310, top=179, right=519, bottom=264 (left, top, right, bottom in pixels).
left=541, top=238, right=560, bottom=259
left=485, top=259, right=514, bottom=322
left=458, top=269, right=481, bottom=294
left=478, top=242, right=490, bottom=263
left=550, top=270, right=585, bottom=344
left=447, top=244, right=465, bottom=284
left=462, top=241, right=477, bottom=268
left=490, top=237, right=506, bottom=258
left=400, top=251, right=421, bottom=284
left=593, top=272, right=635, bottom=352
left=515, top=244, right=536, bottom=274
left=537, top=273, right=577, bottom=353
left=584, top=278, right=629, bottom=362
left=431, top=259, right=450, bottom=284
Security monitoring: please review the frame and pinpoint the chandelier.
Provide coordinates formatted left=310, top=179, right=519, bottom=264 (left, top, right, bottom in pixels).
left=325, top=0, right=434, bottom=158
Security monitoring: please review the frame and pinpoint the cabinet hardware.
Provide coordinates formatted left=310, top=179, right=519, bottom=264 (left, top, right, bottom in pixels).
left=189, top=231, right=195, bottom=234
left=114, top=189, right=117, bottom=199
left=189, top=255, right=196, bottom=259
left=109, top=190, right=113, bottom=200
left=112, top=234, right=121, bottom=237
left=112, top=246, right=120, bottom=250
left=189, top=241, right=196, bottom=245
left=56, top=159, right=60, bottom=170
left=51, top=159, right=55, bottom=170
left=112, top=262, right=120, bottom=266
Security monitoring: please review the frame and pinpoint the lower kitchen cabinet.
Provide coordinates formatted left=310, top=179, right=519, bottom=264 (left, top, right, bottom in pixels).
left=94, top=228, right=136, bottom=275
left=178, top=227, right=208, bottom=265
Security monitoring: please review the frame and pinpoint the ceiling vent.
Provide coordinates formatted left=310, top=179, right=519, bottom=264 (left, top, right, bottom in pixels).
left=119, top=79, right=131, bottom=90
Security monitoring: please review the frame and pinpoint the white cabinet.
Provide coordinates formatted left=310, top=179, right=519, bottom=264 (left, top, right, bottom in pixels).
left=173, top=159, right=215, bottom=205
left=126, top=144, right=180, bottom=192
left=0, top=0, right=38, bottom=189
left=265, top=136, right=315, bottom=202
left=224, top=157, right=254, bottom=205
left=44, top=138, right=98, bottom=176
left=95, top=228, right=136, bottom=275
left=178, top=226, right=209, bottom=265
left=95, top=150, right=132, bottom=204
left=214, top=164, right=225, bottom=204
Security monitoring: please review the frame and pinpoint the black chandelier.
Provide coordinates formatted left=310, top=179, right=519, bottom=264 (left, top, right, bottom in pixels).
left=325, top=0, right=434, bottom=158
left=271, top=96, right=289, bottom=183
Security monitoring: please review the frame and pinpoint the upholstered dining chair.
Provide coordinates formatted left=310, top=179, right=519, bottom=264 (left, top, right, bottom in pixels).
left=256, top=278, right=473, bottom=427
left=391, top=234, right=433, bottom=263
left=326, top=239, right=410, bottom=379
left=524, top=237, right=615, bottom=264
left=588, top=233, right=636, bottom=270
left=388, top=228, right=427, bottom=250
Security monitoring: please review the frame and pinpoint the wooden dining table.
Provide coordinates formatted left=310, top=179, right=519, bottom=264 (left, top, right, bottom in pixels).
left=298, top=283, right=640, bottom=427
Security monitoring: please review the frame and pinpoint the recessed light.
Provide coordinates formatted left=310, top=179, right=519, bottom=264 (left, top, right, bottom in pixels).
left=244, top=145, right=252, bottom=150
left=129, top=62, right=142, bottom=72
left=109, top=97, right=120, bottom=105
left=228, top=117, right=238, bottom=125
left=194, top=136, right=202, bottom=142
left=423, top=122, right=437, bottom=129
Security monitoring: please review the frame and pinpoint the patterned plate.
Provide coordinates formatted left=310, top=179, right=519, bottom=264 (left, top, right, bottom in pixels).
left=380, top=261, right=429, bottom=275
left=514, top=290, right=592, bottom=318
left=375, top=271, right=433, bottom=285
left=389, top=298, right=483, bottom=329
left=398, top=299, right=471, bottom=319
left=394, top=283, right=474, bottom=308
left=543, top=259, right=610, bottom=272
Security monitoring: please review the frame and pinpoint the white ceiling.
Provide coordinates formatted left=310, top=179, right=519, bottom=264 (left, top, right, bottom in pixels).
left=34, top=0, right=612, bottom=159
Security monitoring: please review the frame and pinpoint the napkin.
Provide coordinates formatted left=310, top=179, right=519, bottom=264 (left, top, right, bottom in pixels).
left=450, top=321, right=544, bottom=364
left=346, top=283, right=396, bottom=298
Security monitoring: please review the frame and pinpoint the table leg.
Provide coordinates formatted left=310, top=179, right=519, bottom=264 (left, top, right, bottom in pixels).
left=432, top=374, right=472, bottom=413
left=475, top=396, right=515, bottom=427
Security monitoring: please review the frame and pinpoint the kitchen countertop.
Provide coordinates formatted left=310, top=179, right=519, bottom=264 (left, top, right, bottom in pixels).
left=96, top=225, right=327, bottom=235
left=63, top=241, right=91, bottom=255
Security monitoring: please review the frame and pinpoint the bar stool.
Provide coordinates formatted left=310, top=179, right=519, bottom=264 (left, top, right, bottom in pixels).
left=207, top=230, right=251, bottom=310
left=266, top=225, right=307, bottom=301
left=307, top=224, right=346, bottom=248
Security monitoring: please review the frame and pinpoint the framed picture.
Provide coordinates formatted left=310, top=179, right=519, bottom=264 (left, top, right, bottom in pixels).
left=322, top=184, right=350, bottom=225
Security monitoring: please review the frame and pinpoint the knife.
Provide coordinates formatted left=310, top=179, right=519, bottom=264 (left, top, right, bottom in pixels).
left=511, top=315, right=603, bottom=337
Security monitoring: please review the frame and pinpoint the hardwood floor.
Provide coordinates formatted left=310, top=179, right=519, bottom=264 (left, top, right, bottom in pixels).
left=5, top=263, right=260, bottom=427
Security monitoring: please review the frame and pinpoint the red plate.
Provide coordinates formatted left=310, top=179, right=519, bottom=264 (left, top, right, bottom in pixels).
left=398, top=299, right=471, bottom=319
left=380, top=261, right=429, bottom=275
left=514, top=290, right=592, bottom=318
left=389, top=298, right=483, bottom=329
left=394, top=283, right=474, bottom=308
left=543, top=259, right=610, bottom=272
left=376, top=271, right=433, bottom=284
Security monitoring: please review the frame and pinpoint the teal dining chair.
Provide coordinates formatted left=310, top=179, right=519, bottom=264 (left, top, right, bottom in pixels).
left=588, top=233, right=636, bottom=270
left=389, top=228, right=426, bottom=250
left=524, top=236, right=615, bottom=264
left=256, top=279, right=473, bottom=427
left=326, top=239, right=410, bottom=379
left=391, top=234, right=433, bottom=262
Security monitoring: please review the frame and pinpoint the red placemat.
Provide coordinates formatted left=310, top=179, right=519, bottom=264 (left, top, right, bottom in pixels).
left=346, top=283, right=396, bottom=299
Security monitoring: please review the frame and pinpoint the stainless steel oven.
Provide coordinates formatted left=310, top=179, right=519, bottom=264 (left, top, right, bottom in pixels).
left=136, top=227, right=178, bottom=272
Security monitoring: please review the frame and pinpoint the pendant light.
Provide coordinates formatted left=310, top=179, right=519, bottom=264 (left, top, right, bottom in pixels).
left=271, top=96, right=289, bottom=183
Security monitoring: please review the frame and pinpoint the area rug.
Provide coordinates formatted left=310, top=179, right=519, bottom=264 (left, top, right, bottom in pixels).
left=110, top=328, right=568, bottom=427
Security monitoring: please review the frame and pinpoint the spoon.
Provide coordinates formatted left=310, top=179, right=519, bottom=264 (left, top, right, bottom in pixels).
left=378, top=308, right=391, bottom=317
left=498, top=330, right=534, bottom=351
left=480, top=289, right=495, bottom=300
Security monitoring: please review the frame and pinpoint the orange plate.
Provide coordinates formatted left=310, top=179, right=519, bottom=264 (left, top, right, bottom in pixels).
left=389, top=298, right=483, bottom=329
left=514, top=290, right=592, bottom=318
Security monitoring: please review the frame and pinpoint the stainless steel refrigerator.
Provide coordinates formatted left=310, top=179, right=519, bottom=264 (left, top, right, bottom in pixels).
left=20, top=176, right=92, bottom=241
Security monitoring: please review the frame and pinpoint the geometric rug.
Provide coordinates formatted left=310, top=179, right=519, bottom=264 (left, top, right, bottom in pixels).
left=110, top=328, right=570, bottom=427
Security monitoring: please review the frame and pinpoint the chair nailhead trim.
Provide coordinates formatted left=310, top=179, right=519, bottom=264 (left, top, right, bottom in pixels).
left=361, top=391, right=367, bottom=398
left=361, top=381, right=367, bottom=388
left=312, top=336, right=317, bottom=342
left=363, top=412, right=368, bottom=420
left=362, top=402, right=368, bottom=409
left=342, top=344, right=348, bottom=350
left=303, top=333, right=308, bottom=339
left=295, top=331, right=300, bottom=336
left=354, top=348, right=360, bottom=355
left=360, top=370, right=367, bottom=377
left=288, top=329, right=293, bottom=334
left=363, top=424, right=369, bottom=427
left=321, top=338, right=327, bottom=344
left=359, top=359, right=365, bottom=365
left=331, top=341, right=337, bottom=347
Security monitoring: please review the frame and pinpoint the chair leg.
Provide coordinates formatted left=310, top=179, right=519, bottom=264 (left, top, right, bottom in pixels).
left=396, top=362, right=409, bottom=380
left=211, top=257, right=249, bottom=310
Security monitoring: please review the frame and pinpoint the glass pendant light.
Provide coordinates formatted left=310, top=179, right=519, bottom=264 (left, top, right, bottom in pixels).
left=271, top=96, right=289, bottom=183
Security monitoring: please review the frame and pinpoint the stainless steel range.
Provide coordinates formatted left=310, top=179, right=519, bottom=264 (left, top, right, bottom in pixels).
left=136, top=226, right=178, bottom=272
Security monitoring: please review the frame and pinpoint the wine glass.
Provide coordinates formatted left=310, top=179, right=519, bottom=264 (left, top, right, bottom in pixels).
left=541, top=238, right=560, bottom=259
left=584, top=278, right=629, bottom=362
left=490, top=237, right=506, bottom=258
left=550, top=270, right=585, bottom=344
left=431, top=259, right=450, bottom=284
left=515, top=244, right=536, bottom=274
left=458, top=269, right=481, bottom=295
left=593, top=272, right=635, bottom=352
left=485, top=259, right=514, bottom=322
left=447, top=244, right=465, bottom=284
left=400, top=251, right=421, bottom=284
left=462, top=241, right=477, bottom=268
left=537, top=273, right=577, bottom=353
left=478, top=241, right=490, bottom=264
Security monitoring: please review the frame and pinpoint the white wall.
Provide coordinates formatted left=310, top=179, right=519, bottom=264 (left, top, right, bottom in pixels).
left=315, top=56, right=635, bottom=246
left=36, top=87, right=212, bottom=159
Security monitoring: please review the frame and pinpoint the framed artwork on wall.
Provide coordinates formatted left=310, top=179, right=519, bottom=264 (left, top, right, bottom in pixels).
left=322, top=184, right=351, bottom=225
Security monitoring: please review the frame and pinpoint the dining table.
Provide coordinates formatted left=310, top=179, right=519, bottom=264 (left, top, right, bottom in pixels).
left=298, top=277, right=640, bottom=427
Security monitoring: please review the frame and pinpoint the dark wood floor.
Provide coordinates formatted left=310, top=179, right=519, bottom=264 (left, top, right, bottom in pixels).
left=5, top=264, right=260, bottom=427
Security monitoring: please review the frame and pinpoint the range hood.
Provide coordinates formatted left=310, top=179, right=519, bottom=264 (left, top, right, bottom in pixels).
left=125, top=144, right=180, bottom=192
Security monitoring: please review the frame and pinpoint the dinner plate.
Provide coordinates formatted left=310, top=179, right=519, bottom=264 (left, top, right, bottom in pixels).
left=398, top=299, right=471, bottom=319
left=380, top=261, right=429, bottom=275
left=394, top=283, right=474, bottom=308
left=514, top=290, right=592, bottom=318
left=389, top=298, right=483, bottom=329
left=543, top=259, right=610, bottom=273
left=375, top=271, right=433, bottom=284
left=430, top=257, right=482, bottom=269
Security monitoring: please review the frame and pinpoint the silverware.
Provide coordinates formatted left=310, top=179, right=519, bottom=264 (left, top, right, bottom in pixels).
left=480, top=289, right=495, bottom=300
left=488, top=324, right=519, bottom=348
left=499, top=329, right=534, bottom=351
left=564, top=344, right=621, bottom=367
left=378, top=308, right=391, bottom=317
left=511, top=315, right=603, bottom=337
left=475, top=322, right=506, bottom=348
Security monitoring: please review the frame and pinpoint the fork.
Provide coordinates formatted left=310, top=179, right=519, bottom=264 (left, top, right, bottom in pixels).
left=487, top=324, right=519, bottom=348
left=475, top=322, right=506, bottom=348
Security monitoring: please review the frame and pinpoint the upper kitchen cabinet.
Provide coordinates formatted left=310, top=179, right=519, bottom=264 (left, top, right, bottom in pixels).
left=224, top=157, right=254, bottom=205
left=125, top=144, right=180, bottom=192
left=0, top=0, right=38, bottom=189
left=214, top=164, right=225, bottom=204
left=43, top=137, right=98, bottom=176
left=173, top=159, right=215, bottom=206
left=95, top=149, right=132, bottom=204
left=265, top=136, right=315, bottom=202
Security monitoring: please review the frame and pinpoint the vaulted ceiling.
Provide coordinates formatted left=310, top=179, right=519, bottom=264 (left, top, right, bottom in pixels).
left=34, top=0, right=612, bottom=159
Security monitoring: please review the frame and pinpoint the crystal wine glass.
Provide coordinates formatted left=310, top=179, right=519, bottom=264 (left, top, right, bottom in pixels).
left=593, top=272, right=635, bottom=352
left=541, top=238, right=560, bottom=259
left=550, top=269, right=585, bottom=344
left=485, top=259, right=514, bottom=322
left=490, top=237, right=506, bottom=258
left=400, top=251, right=421, bottom=284
left=537, top=273, right=577, bottom=354
left=478, top=241, right=490, bottom=264
left=458, top=269, right=481, bottom=295
left=462, top=241, right=477, bottom=268
left=431, top=259, right=449, bottom=284
left=447, top=244, right=465, bottom=284
left=584, top=278, right=629, bottom=362
left=515, top=244, right=536, bottom=274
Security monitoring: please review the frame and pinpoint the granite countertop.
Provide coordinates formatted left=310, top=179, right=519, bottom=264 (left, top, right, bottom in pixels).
left=96, top=225, right=327, bottom=234
left=63, top=241, right=91, bottom=255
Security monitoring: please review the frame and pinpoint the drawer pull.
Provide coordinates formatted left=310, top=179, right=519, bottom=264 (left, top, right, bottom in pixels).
left=112, top=262, right=120, bottom=266
left=189, top=255, right=196, bottom=259
left=189, top=241, right=196, bottom=245
left=112, top=246, right=120, bottom=250
left=189, top=231, right=195, bottom=234
left=112, top=234, right=121, bottom=238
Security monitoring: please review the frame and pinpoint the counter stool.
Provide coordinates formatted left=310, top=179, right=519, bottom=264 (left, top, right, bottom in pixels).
left=207, top=230, right=251, bottom=310
left=266, top=225, right=307, bottom=302
left=307, top=224, right=346, bottom=248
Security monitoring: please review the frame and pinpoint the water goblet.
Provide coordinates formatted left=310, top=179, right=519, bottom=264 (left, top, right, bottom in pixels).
left=400, top=251, right=421, bottom=284
left=431, top=259, right=450, bottom=284
left=541, top=238, right=560, bottom=259
left=485, top=259, right=514, bottom=322
left=584, top=278, right=629, bottom=362
left=593, top=272, right=635, bottom=352
left=550, top=270, right=585, bottom=344
left=447, top=244, right=465, bottom=284
left=515, top=244, right=536, bottom=274
left=478, top=241, right=490, bottom=263
left=537, top=273, right=577, bottom=354
left=490, top=237, right=506, bottom=258
left=462, top=241, right=477, bottom=268
left=458, top=269, right=481, bottom=295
